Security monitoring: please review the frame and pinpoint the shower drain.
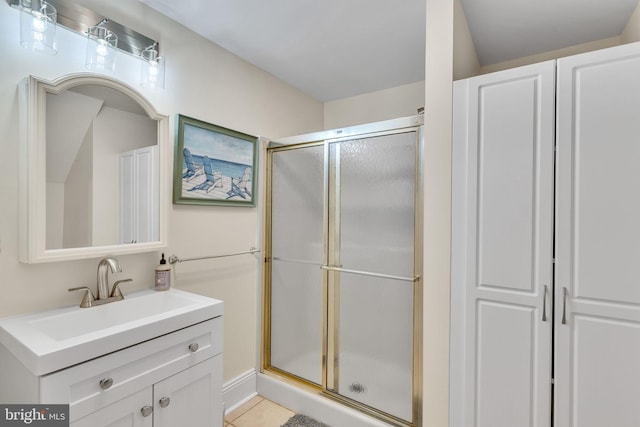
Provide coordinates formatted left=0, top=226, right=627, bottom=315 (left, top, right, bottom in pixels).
left=349, top=383, right=367, bottom=394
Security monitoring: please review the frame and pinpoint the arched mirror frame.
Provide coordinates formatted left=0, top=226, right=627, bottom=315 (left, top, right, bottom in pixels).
left=18, top=73, right=169, bottom=263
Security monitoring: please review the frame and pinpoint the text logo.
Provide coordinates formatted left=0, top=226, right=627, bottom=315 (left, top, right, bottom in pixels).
left=0, top=405, right=68, bottom=426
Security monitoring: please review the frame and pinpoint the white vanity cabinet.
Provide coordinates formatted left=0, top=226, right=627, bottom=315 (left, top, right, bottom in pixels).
left=0, top=290, right=224, bottom=427
left=41, top=318, right=223, bottom=427
left=72, top=358, right=220, bottom=427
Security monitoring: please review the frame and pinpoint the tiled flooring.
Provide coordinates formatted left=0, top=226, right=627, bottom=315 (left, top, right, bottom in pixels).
left=225, top=395, right=296, bottom=427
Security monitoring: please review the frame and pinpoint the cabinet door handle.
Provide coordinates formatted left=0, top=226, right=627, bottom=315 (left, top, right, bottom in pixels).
left=188, top=343, right=199, bottom=353
left=542, top=285, right=549, bottom=322
left=140, top=405, right=153, bottom=417
left=99, top=377, right=114, bottom=390
left=562, top=287, right=568, bottom=325
left=159, top=397, right=171, bottom=408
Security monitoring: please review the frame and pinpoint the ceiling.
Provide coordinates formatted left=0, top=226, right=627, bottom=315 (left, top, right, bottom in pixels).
left=139, top=0, right=640, bottom=102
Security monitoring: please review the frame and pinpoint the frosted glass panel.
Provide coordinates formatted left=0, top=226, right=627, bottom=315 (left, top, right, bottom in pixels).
left=271, top=261, right=323, bottom=383
left=270, top=145, right=324, bottom=384
left=332, top=134, right=415, bottom=277
left=331, top=132, right=416, bottom=421
left=337, top=275, right=414, bottom=421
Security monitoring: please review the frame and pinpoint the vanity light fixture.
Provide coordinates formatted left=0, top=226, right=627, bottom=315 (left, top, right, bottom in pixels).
left=18, top=0, right=57, bottom=54
left=140, top=43, right=165, bottom=89
left=7, top=0, right=165, bottom=88
left=85, top=21, right=117, bottom=74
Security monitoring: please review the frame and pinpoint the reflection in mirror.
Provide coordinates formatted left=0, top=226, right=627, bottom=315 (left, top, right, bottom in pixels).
left=19, top=73, right=168, bottom=263
left=45, top=85, right=158, bottom=249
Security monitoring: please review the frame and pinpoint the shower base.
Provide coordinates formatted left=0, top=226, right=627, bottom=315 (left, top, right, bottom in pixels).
left=257, top=373, right=394, bottom=427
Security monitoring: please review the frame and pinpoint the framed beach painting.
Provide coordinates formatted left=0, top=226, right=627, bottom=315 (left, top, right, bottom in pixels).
left=173, top=115, right=257, bottom=207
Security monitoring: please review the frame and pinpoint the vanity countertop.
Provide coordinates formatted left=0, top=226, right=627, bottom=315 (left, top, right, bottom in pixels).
left=0, top=288, right=223, bottom=375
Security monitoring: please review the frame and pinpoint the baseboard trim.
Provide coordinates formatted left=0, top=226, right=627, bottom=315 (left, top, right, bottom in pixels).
left=223, top=369, right=258, bottom=414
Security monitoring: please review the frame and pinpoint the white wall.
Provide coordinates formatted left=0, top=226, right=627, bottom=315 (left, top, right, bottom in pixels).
left=423, top=0, right=453, bottom=426
left=323, top=81, right=425, bottom=129
left=622, top=0, right=640, bottom=43
left=46, top=183, right=64, bottom=248
left=322, top=0, right=477, bottom=131
left=0, top=0, right=323, bottom=385
left=63, top=133, right=93, bottom=248
left=479, top=36, right=623, bottom=74
left=453, top=0, right=480, bottom=79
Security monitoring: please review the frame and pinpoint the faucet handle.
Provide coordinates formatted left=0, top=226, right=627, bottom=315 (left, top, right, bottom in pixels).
left=110, top=279, right=133, bottom=298
left=69, top=286, right=96, bottom=308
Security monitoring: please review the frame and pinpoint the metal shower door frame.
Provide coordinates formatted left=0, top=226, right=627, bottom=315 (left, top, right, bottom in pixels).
left=262, top=115, right=424, bottom=427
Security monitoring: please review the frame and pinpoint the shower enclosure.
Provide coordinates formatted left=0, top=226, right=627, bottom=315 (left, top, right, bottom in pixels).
left=262, top=117, right=423, bottom=427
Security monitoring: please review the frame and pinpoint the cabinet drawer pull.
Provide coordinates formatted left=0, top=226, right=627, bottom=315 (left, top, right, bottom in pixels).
left=99, top=377, right=114, bottom=390
left=159, top=397, right=171, bottom=408
left=188, top=343, right=199, bottom=353
left=140, top=405, right=153, bottom=417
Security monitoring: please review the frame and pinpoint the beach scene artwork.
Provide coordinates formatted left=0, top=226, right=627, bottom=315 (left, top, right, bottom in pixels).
left=175, top=116, right=256, bottom=206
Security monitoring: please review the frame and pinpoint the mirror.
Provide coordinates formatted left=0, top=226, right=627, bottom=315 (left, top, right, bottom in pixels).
left=19, top=73, right=169, bottom=263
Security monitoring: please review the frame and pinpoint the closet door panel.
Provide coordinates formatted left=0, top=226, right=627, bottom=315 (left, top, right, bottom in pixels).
left=476, top=301, right=536, bottom=427
left=451, top=60, right=555, bottom=427
left=477, top=78, right=536, bottom=292
left=571, top=316, right=640, bottom=427
left=556, top=42, right=640, bottom=427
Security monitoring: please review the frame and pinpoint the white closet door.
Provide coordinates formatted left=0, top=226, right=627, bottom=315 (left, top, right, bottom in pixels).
left=451, top=60, right=555, bottom=427
left=119, top=146, right=158, bottom=244
left=120, top=151, right=136, bottom=245
left=555, top=42, right=640, bottom=427
left=134, top=145, right=159, bottom=243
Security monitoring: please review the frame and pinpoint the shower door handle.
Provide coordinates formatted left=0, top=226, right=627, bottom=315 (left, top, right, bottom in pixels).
left=320, top=265, right=419, bottom=283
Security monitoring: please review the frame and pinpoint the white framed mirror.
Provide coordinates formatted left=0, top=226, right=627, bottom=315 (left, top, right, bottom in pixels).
left=18, top=73, right=169, bottom=263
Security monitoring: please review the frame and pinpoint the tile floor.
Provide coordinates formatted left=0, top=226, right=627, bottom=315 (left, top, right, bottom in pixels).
left=225, top=395, right=296, bottom=427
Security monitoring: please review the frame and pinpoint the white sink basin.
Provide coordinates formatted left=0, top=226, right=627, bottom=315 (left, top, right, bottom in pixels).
left=0, top=288, right=223, bottom=375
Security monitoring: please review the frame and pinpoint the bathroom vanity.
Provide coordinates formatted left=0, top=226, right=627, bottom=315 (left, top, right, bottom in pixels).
left=0, top=289, right=224, bottom=427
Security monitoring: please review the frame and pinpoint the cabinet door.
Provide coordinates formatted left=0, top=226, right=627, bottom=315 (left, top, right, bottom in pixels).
left=71, top=388, right=152, bottom=427
left=450, top=60, right=555, bottom=427
left=555, top=42, right=640, bottom=427
left=153, top=356, right=223, bottom=427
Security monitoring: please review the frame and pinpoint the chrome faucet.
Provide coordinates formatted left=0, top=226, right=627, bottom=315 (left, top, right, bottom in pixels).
left=68, top=257, right=132, bottom=308
left=97, top=257, right=121, bottom=300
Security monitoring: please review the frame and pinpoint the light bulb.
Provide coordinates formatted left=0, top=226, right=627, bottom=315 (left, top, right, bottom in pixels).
left=140, top=46, right=165, bottom=89
left=32, top=15, right=45, bottom=32
left=85, top=25, right=117, bottom=74
left=96, top=41, right=108, bottom=57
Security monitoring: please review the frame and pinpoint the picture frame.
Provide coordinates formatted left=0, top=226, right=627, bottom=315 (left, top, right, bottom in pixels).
left=173, top=114, right=257, bottom=207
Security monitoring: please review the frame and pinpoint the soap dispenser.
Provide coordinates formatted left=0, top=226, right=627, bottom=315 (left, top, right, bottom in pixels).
left=155, top=253, right=171, bottom=291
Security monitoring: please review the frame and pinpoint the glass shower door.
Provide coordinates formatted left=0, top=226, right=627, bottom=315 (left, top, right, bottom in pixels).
left=265, top=120, right=422, bottom=426
left=326, top=132, right=417, bottom=422
left=268, top=144, right=325, bottom=384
